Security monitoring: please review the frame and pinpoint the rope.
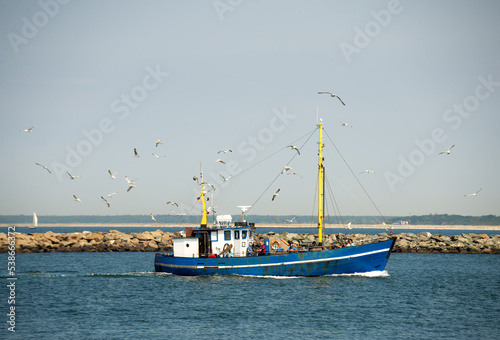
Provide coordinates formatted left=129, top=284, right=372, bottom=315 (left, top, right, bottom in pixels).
left=246, top=127, right=318, bottom=214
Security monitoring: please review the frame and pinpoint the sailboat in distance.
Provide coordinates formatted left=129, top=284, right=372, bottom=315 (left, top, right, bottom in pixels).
left=29, top=212, right=38, bottom=229
left=154, top=119, right=397, bottom=276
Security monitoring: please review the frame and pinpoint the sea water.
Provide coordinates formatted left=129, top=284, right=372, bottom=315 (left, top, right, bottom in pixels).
left=1, top=251, right=499, bottom=339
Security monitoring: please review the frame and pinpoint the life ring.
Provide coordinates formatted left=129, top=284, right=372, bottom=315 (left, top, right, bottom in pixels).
left=271, top=240, right=280, bottom=250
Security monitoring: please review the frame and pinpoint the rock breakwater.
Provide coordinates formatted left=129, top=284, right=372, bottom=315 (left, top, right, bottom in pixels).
left=1, top=230, right=499, bottom=254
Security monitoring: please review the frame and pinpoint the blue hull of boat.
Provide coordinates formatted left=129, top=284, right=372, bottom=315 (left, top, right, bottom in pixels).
left=154, top=238, right=396, bottom=276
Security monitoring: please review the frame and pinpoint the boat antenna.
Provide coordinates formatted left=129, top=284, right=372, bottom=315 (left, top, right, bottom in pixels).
left=237, top=206, right=251, bottom=222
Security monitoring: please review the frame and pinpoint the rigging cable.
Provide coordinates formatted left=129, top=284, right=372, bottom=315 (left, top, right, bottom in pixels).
left=323, top=129, right=388, bottom=224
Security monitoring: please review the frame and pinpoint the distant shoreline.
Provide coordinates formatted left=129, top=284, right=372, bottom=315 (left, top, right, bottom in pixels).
left=2, top=223, right=499, bottom=231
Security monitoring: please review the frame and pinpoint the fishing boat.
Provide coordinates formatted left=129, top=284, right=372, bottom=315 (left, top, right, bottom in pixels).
left=29, top=212, right=38, bottom=229
left=154, top=120, right=397, bottom=276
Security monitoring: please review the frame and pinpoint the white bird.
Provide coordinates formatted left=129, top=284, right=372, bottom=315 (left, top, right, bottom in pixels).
left=108, top=170, right=118, bottom=179
left=20, top=127, right=34, bottom=133
left=215, top=159, right=226, bottom=164
left=217, top=149, right=232, bottom=154
left=150, top=213, right=157, bottom=222
left=272, top=188, right=280, bottom=201
left=287, top=172, right=303, bottom=178
left=219, top=174, right=232, bottom=182
left=166, top=201, right=179, bottom=207
left=125, top=176, right=136, bottom=184
left=317, top=92, right=346, bottom=106
left=281, top=166, right=292, bottom=174
left=100, top=196, right=111, bottom=208
left=104, top=192, right=118, bottom=199
left=73, top=195, right=81, bottom=202
left=439, top=145, right=455, bottom=155
left=35, top=163, right=51, bottom=174
left=155, top=139, right=163, bottom=147
left=66, top=171, right=80, bottom=180
left=464, top=188, right=482, bottom=197
left=127, top=184, right=136, bottom=192
left=133, top=148, right=140, bottom=157
left=285, top=217, right=297, bottom=223
left=340, top=121, right=352, bottom=128
left=203, top=182, right=216, bottom=191
left=152, top=153, right=166, bottom=159
left=346, top=222, right=352, bottom=230
left=360, top=170, right=375, bottom=174
left=288, top=145, right=300, bottom=155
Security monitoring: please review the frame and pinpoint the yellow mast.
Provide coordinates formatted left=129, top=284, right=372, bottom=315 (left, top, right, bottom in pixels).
left=200, top=164, right=207, bottom=227
left=317, top=119, right=324, bottom=245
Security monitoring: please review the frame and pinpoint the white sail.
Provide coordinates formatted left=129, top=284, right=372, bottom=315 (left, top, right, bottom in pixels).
left=31, top=212, right=38, bottom=229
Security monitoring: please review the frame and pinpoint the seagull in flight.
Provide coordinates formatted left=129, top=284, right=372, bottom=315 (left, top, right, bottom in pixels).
left=346, top=222, right=352, bottom=230
left=215, top=159, right=226, bottom=164
left=287, top=172, right=303, bottom=178
left=166, top=201, right=179, bottom=207
left=100, top=196, right=111, bottom=208
left=104, top=192, right=118, bottom=199
left=155, top=139, right=163, bottom=147
left=35, top=163, right=51, bottom=174
left=217, top=149, right=232, bottom=154
left=125, top=176, right=136, bottom=184
left=66, top=171, right=80, bottom=180
left=281, top=166, right=292, bottom=174
left=150, top=213, right=158, bottom=222
left=360, top=170, right=375, bottom=174
left=464, top=188, right=482, bottom=197
left=125, top=176, right=136, bottom=192
left=20, top=127, right=34, bottom=133
left=340, top=121, right=352, bottom=128
left=108, top=170, right=118, bottom=179
left=285, top=217, right=297, bottom=223
left=317, top=92, right=346, bottom=106
left=272, top=188, right=280, bottom=201
left=73, top=195, right=81, bottom=202
left=152, top=153, right=166, bottom=159
left=287, top=145, right=300, bottom=155
left=219, top=174, right=232, bottom=182
left=133, top=148, right=140, bottom=158
left=439, top=145, right=455, bottom=155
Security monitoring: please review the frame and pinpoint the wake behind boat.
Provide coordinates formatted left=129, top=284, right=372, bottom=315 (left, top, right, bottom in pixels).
left=154, top=120, right=397, bottom=276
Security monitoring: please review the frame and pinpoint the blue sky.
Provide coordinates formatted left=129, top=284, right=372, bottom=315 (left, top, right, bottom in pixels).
left=1, top=0, right=499, bottom=218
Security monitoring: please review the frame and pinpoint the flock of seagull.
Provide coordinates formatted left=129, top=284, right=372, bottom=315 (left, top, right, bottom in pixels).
left=21, top=92, right=483, bottom=222
left=26, top=128, right=186, bottom=219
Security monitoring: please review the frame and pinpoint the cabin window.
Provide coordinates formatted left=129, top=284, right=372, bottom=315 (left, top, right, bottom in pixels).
left=242, top=231, right=247, bottom=239
left=211, top=231, right=218, bottom=242
left=235, top=230, right=240, bottom=240
left=224, top=230, right=231, bottom=241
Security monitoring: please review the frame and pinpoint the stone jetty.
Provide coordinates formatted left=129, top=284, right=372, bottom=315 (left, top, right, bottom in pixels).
left=1, top=230, right=499, bottom=254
